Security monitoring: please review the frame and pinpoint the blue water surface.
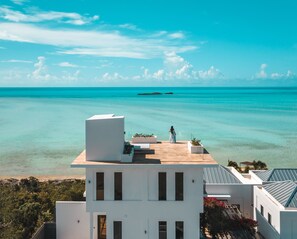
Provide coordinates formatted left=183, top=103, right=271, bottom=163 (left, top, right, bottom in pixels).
left=0, top=87, right=296, bottom=176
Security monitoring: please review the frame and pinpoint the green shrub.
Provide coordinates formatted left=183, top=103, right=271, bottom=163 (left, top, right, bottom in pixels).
left=0, top=177, right=85, bottom=239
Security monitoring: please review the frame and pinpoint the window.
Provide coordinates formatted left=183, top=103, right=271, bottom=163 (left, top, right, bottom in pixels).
left=260, top=205, right=264, bottom=216
left=159, top=221, right=167, bottom=239
left=113, top=221, right=122, bottom=239
left=175, top=172, right=183, bottom=201
left=175, top=221, right=184, bottom=239
left=96, top=173, right=104, bottom=200
left=98, top=215, right=106, bottom=239
left=114, top=172, right=122, bottom=200
left=268, top=213, right=272, bottom=225
left=159, top=172, right=166, bottom=200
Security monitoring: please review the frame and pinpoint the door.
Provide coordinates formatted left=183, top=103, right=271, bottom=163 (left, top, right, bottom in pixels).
left=98, top=215, right=106, bottom=239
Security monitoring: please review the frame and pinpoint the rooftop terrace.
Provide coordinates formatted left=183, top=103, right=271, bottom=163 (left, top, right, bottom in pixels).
left=72, top=141, right=217, bottom=168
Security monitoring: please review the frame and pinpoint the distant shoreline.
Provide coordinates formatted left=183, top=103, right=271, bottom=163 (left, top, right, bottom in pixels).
left=0, top=175, right=85, bottom=181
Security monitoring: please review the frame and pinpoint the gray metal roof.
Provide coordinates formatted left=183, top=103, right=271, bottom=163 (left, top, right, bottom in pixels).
left=253, top=169, right=297, bottom=182
left=263, top=181, right=297, bottom=208
left=253, top=170, right=272, bottom=181
left=203, top=165, right=242, bottom=184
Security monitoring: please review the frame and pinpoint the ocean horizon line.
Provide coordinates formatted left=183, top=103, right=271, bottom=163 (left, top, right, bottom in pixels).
left=1, top=86, right=297, bottom=89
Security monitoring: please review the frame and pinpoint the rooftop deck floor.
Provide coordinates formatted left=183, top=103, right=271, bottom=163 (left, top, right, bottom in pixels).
left=72, top=141, right=217, bottom=168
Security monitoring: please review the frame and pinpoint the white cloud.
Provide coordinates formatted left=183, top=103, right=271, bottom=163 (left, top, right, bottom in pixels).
left=164, top=51, right=187, bottom=66
left=118, top=24, right=139, bottom=31
left=254, top=64, right=296, bottom=80
left=60, top=70, right=80, bottom=81
left=255, top=63, right=268, bottom=79
left=10, top=0, right=28, bottom=5
left=58, top=62, right=79, bottom=68
left=0, top=23, right=197, bottom=59
left=168, top=32, right=185, bottom=39
left=0, top=6, right=99, bottom=25
left=0, top=69, right=24, bottom=85
left=134, top=52, right=223, bottom=81
left=151, top=31, right=168, bottom=37
left=197, top=66, right=224, bottom=79
left=59, top=48, right=147, bottom=59
left=28, top=56, right=52, bottom=81
left=271, top=70, right=296, bottom=79
left=26, top=56, right=81, bottom=83
left=1, top=59, right=32, bottom=63
left=152, top=69, right=165, bottom=80
left=101, top=72, right=127, bottom=82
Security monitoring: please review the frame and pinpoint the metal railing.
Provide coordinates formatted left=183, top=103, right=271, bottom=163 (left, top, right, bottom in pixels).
left=31, top=222, right=56, bottom=239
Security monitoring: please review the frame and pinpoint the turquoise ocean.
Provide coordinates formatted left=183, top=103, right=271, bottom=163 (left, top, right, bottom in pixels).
left=0, top=87, right=296, bottom=176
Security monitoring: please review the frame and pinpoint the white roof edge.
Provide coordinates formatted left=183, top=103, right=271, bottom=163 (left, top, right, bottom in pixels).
left=56, top=201, right=86, bottom=204
left=87, top=114, right=124, bottom=120
left=249, top=170, right=265, bottom=184
left=227, top=166, right=253, bottom=184
left=71, top=164, right=218, bottom=169
left=206, top=194, right=231, bottom=198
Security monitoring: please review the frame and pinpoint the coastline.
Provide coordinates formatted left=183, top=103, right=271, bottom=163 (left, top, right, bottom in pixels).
left=0, top=175, right=85, bottom=181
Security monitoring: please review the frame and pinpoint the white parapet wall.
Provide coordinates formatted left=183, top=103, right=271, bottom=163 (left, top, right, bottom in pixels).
left=254, top=186, right=281, bottom=238
left=254, top=185, right=297, bottom=239
left=131, top=136, right=157, bottom=144
left=86, top=114, right=124, bottom=161
left=56, top=201, right=90, bottom=239
left=187, top=141, right=204, bottom=154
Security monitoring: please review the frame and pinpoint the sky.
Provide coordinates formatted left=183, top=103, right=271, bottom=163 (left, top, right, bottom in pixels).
left=0, top=0, right=297, bottom=87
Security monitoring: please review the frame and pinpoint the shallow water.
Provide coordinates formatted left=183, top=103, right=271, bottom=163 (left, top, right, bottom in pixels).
left=0, top=87, right=296, bottom=176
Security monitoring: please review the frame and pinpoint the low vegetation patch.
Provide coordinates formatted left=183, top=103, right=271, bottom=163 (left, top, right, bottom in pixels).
left=133, top=133, right=154, bottom=137
left=0, top=177, right=85, bottom=239
left=227, top=160, right=267, bottom=173
left=191, top=137, right=202, bottom=146
left=201, top=197, right=257, bottom=238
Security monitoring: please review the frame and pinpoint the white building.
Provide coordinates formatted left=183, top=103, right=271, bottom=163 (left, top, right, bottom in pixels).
left=250, top=169, right=297, bottom=239
left=203, top=165, right=255, bottom=218
left=56, top=114, right=218, bottom=239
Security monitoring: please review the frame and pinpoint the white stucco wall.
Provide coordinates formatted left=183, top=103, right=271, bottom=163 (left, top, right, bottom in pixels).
left=255, top=209, right=280, bottom=239
left=56, top=202, right=89, bottom=239
left=84, top=166, right=204, bottom=239
left=254, top=186, right=282, bottom=238
left=86, top=115, right=124, bottom=162
left=206, top=184, right=253, bottom=218
left=280, top=211, right=297, bottom=239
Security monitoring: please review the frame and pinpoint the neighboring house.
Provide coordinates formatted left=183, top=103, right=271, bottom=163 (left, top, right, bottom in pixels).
left=56, top=114, right=218, bottom=239
left=203, top=165, right=255, bottom=218
left=250, top=169, right=297, bottom=239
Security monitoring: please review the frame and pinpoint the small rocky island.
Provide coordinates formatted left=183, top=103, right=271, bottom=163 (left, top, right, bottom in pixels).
left=137, top=92, right=173, bottom=95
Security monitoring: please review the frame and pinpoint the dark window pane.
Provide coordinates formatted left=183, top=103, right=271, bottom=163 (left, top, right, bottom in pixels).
left=268, top=213, right=271, bottom=225
left=260, top=205, right=264, bottom=216
left=114, top=172, right=122, bottom=200
left=176, top=221, right=183, bottom=239
left=159, top=172, right=166, bottom=200
left=114, top=221, right=122, bottom=239
left=96, top=173, right=104, bottom=200
left=98, top=215, right=106, bottom=239
left=175, top=173, right=183, bottom=201
left=159, top=221, right=167, bottom=239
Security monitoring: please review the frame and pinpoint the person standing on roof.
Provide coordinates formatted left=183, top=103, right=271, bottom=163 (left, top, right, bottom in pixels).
left=169, top=126, right=176, bottom=143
